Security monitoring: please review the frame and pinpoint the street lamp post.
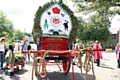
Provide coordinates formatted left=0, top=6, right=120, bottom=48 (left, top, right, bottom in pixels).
left=24, top=28, right=26, bottom=36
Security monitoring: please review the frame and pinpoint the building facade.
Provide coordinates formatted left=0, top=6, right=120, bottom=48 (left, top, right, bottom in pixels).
left=102, top=28, right=119, bottom=50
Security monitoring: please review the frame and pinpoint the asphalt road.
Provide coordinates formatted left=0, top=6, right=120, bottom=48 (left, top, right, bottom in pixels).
left=0, top=51, right=120, bottom=80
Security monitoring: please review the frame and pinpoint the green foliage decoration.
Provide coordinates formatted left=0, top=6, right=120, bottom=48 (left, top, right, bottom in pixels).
left=32, top=1, right=79, bottom=45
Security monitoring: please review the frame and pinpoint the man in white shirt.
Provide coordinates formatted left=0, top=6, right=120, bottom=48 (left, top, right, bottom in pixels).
left=14, top=40, right=20, bottom=51
left=75, top=39, right=84, bottom=50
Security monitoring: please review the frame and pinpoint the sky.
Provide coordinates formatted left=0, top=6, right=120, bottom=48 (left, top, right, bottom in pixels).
left=0, top=0, right=51, bottom=33
left=0, top=0, right=119, bottom=33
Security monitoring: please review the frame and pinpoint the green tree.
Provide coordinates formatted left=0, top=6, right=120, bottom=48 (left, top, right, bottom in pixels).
left=0, top=11, right=14, bottom=43
left=89, top=14, right=111, bottom=42
left=77, top=17, right=88, bottom=41
left=71, top=0, right=115, bottom=42
left=25, top=32, right=32, bottom=37
left=72, top=0, right=120, bottom=15
left=78, top=13, right=111, bottom=42
left=14, top=30, right=24, bottom=40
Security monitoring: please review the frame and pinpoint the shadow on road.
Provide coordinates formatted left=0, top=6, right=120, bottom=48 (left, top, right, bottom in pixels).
left=99, top=63, right=115, bottom=70
left=16, top=69, right=28, bottom=75
left=111, top=74, right=120, bottom=79
left=102, top=58, right=110, bottom=61
left=9, top=75, right=20, bottom=80
left=39, top=72, right=95, bottom=80
left=0, top=68, right=28, bottom=80
left=99, top=65, right=115, bottom=70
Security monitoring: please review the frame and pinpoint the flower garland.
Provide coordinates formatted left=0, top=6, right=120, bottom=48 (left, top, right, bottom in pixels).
left=32, top=1, right=79, bottom=45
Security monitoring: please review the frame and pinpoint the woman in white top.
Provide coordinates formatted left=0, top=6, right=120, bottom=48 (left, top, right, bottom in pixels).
left=75, top=39, right=84, bottom=50
left=0, top=37, right=5, bottom=69
left=14, top=40, right=20, bottom=51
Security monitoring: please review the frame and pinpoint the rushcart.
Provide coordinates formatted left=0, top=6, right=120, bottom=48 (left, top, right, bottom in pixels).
left=23, top=1, right=104, bottom=80
left=0, top=51, right=25, bottom=79
left=5, top=51, right=25, bottom=72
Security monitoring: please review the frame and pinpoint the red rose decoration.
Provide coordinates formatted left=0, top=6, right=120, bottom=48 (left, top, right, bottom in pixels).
left=52, top=7, right=60, bottom=14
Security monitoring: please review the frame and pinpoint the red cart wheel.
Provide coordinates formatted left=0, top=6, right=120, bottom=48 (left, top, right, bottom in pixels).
left=62, top=57, right=71, bottom=75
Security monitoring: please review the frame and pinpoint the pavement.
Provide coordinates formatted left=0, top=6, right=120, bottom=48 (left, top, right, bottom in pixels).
left=93, top=51, right=120, bottom=80
left=0, top=51, right=120, bottom=80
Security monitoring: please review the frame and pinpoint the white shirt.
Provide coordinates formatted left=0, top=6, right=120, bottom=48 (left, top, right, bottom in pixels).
left=75, top=43, right=84, bottom=50
left=0, top=43, right=4, bottom=51
left=14, top=42, right=20, bottom=51
left=75, top=43, right=79, bottom=50
left=30, top=44, right=37, bottom=50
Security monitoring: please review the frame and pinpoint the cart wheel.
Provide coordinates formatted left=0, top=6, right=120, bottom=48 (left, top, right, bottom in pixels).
left=35, top=59, right=46, bottom=79
left=62, top=57, right=71, bottom=75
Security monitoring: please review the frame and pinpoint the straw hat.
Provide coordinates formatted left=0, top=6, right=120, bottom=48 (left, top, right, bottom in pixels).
left=0, top=37, right=5, bottom=42
left=95, top=40, right=99, bottom=43
left=76, top=39, right=79, bottom=43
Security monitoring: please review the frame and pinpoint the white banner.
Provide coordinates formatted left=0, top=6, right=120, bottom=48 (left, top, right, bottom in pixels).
left=40, top=3, right=72, bottom=37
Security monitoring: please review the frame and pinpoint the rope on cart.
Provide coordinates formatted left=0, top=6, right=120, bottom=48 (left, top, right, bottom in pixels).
left=13, top=48, right=96, bottom=80
left=29, top=49, right=74, bottom=80
left=77, top=47, right=95, bottom=80
left=28, top=48, right=98, bottom=80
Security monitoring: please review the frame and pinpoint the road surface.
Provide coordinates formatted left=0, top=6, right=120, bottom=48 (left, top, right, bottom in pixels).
left=0, top=51, right=120, bottom=80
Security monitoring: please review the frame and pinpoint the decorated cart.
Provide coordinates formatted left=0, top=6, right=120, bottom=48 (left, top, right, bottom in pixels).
left=24, top=1, right=104, bottom=80
left=6, top=51, right=25, bottom=72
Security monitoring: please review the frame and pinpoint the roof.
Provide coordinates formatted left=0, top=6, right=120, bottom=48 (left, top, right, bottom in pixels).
left=109, top=27, right=119, bottom=34
left=109, top=14, right=120, bottom=34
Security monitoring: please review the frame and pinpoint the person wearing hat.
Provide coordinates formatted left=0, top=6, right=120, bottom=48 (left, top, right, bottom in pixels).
left=0, top=37, right=6, bottom=69
left=75, top=39, right=84, bottom=50
left=93, top=40, right=102, bottom=66
left=73, top=39, right=84, bottom=65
